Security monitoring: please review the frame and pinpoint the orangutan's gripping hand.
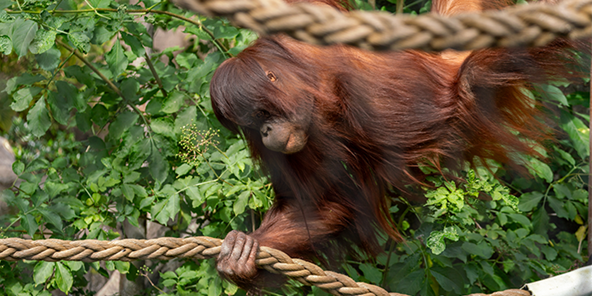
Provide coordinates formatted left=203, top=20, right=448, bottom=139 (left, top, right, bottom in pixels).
left=217, top=230, right=260, bottom=285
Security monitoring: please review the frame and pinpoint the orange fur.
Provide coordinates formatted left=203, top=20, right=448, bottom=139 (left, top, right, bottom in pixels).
left=210, top=0, right=585, bottom=291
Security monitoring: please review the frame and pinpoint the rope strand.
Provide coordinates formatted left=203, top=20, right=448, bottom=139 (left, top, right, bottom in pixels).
left=174, top=0, right=592, bottom=51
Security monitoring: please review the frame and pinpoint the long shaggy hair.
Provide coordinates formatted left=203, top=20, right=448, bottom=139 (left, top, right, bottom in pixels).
left=210, top=0, right=585, bottom=267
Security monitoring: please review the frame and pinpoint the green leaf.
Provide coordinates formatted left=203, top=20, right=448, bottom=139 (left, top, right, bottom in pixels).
left=518, top=191, right=543, bottom=212
left=151, top=117, right=174, bottom=137
left=0, top=0, right=12, bottom=10
left=121, top=32, right=145, bottom=58
left=123, top=172, right=141, bottom=183
left=46, top=15, right=67, bottom=30
left=209, top=276, right=223, bottom=296
left=4, top=73, right=43, bottom=94
left=186, top=53, right=218, bottom=88
left=106, top=41, right=126, bottom=77
left=132, top=185, right=147, bottom=198
left=26, top=96, right=51, bottom=137
left=114, top=261, right=130, bottom=274
left=89, top=0, right=110, bottom=8
left=553, top=183, right=571, bottom=199
left=572, top=189, right=587, bottom=201
left=427, top=231, right=446, bottom=255
left=91, top=104, right=109, bottom=127
left=560, top=110, right=589, bottom=160
left=130, top=138, right=151, bottom=169
left=139, top=195, right=155, bottom=209
left=68, top=32, right=90, bottom=54
left=55, top=262, right=73, bottom=293
left=161, top=90, right=184, bottom=114
left=553, top=146, right=575, bottom=166
left=175, top=163, right=192, bottom=176
left=109, top=111, right=139, bottom=139
left=49, top=203, right=76, bottom=220
left=149, top=147, right=169, bottom=184
left=25, top=158, right=49, bottom=173
left=548, top=196, right=569, bottom=219
left=34, top=261, right=56, bottom=286
left=540, top=245, right=557, bottom=261
left=186, top=186, right=204, bottom=207
left=212, top=25, right=239, bottom=39
left=38, top=207, right=64, bottom=230
left=508, top=213, right=531, bottom=229
left=359, top=263, right=382, bottom=283
left=75, top=109, right=92, bottom=132
left=540, top=85, right=569, bottom=106
left=12, top=161, right=24, bottom=175
left=29, top=29, right=57, bottom=54
left=47, top=91, right=71, bottom=125
left=21, top=213, right=38, bottom=237
left=442, top=226, right=460, bottom=240
left=65, top=261, right=83, bottom=272
left=31, top=189, right=49, bottom=207
left=11, top=19, right=38, bottom=57
left=120, top=78, right=139, bottom=101
left=165, top=192, right=180, bottom=221
left=122, top=184, right=135, bottom=201
left=462, top=242, right=493, bottom=259
left=431, top=270, right=461, bottom=294
left=0, top=35, right=11, bottom=55
left=464, top=262, right=480, bottom=284
left=426, top=227, right=458, bottom=255
left=396, top=269, right=424, bottom=295
left=565, top=201, right=577, bottom=220
left=175, top=52, right=198, bottom=69
left=175, top=106, right=197, bottom=134
left=184, top=26, right=212, bottom=41
left=11, top=87, right=42, bottom=112
left=35, top=46, right=61, bottom=71
left=234, top=190, right=250, bottom=215
left=153, top=193, right=179, bottom=225
left=92, top=25, right=115, bottom=45
left=162, top=279, right=177, bottom=287
left=64, top=66, right=95, bottom=92
left=529, top=158, right=553, bottom=183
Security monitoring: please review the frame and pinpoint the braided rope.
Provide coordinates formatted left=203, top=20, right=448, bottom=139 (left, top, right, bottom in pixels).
left=174, top=0, right=592, bottom=51
left=0, top=237, right=531, bottom=296
left=0, top=237, right=392, bottom=296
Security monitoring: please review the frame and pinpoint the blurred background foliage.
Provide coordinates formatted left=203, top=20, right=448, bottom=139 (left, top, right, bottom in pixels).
left=0, top=0, right=589, bottom=295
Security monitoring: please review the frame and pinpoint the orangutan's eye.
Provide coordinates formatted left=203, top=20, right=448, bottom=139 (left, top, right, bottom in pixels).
left=266, top=71, right=277, bottom=82
left=254, top=110, right=271, bottom=120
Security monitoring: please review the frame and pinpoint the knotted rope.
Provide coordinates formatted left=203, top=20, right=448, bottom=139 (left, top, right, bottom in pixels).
left=0, top=237, right=530, bottom=296
left=174, top=0, right=592, bottom=51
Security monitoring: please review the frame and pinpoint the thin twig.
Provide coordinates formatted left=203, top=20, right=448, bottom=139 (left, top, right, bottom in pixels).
left=6, top=8, right=232, bottom=55
left=145, top=52, right=168, bottom=97
left=56, top=39, right=125, bottom=100
left=396, top=0, right=404, bottom=14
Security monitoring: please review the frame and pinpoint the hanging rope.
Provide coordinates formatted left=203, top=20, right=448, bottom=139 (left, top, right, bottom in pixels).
left=173, top=0, right=592, bottom=51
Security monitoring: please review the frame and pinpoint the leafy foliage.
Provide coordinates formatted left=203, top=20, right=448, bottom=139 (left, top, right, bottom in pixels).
left=0, top=0, right=589, bottom=295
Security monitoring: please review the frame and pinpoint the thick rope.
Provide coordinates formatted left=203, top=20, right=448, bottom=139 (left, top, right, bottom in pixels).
left=173, top=0, right=592, bottom=51
left=0, top=237, right=529, bottom=296
left=0, top=237, right=391, bottom=295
